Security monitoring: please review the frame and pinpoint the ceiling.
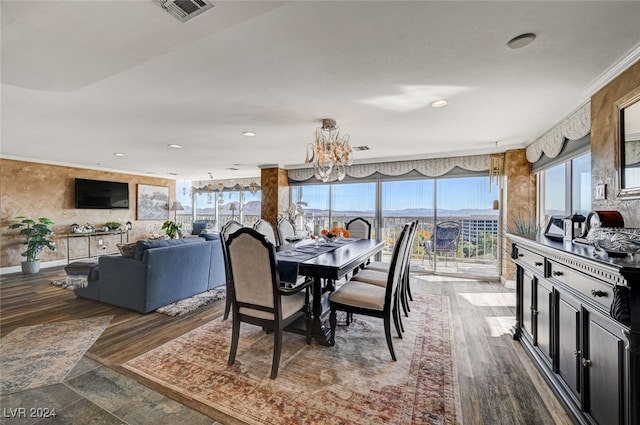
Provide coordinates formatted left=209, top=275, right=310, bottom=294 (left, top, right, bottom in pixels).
left=2, top=1, right=640, bottom=181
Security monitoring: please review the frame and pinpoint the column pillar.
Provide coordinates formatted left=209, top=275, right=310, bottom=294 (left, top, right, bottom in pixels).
left=501, top=148, right=537, bottom=281
left=259, top=165, right=289, bottom=226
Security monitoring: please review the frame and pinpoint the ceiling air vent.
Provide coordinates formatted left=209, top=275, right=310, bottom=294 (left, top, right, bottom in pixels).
left=153, top=0, right=214, bottom=23
left=353, top=145, right=371, bottom=151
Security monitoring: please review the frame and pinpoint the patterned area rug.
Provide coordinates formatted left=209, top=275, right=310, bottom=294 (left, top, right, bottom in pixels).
left=0, top=316, right=113, bottom=395
left=155, top=286, right=226, bottom=316
left=124, top=294, right=460, bottom=424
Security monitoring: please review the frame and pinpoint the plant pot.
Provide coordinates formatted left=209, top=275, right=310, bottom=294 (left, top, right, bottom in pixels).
left=21, top=260, right=41, bottom=274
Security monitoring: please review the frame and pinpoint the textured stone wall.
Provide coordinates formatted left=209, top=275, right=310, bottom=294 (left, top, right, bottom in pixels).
left=591, top=61, right=640, bottom=227
left=502, top=149, right=537, bottom=280
left=260, top=167, right=289, bottom=226
left=1, top=159, right=175, bottom=268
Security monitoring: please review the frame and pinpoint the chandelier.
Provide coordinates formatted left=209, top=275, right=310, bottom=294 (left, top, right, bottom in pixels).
left=305, top=118, right=353, bottom=182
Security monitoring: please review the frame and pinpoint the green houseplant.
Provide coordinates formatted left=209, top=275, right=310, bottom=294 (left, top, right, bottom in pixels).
left=161, top=220, right=181, bottom=239
left=9, top=216, right=57, bottom=274
left=105, top=221, right=122, bottom=231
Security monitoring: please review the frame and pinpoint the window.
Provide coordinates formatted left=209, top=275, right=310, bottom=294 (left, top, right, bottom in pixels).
left=291, top=174, right=500, bottom=279
left=538, top=152, right=591, bottom=224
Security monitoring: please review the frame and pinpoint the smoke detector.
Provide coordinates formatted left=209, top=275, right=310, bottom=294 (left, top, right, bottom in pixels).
left=153, top=0, right=214, bottom=23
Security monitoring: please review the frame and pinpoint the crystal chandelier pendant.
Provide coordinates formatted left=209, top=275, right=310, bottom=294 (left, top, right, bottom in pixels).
left=305, top=118, right=353, bottom=182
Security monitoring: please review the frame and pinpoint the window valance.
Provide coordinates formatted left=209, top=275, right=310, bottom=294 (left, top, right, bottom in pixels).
left=287, top=154, right=490, bottom=182
left=191, top=177, right=261, bottom=193
left=526, top=102, right=591, bottom=163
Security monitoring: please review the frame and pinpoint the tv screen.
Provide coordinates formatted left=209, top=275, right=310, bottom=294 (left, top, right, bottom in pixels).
left=75, top=178, right=129, bottom=209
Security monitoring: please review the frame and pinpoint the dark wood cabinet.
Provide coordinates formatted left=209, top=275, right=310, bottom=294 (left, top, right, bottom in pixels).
left=556, top=290, right=581, bottom=401
left=509, top=234, right=640, bottom=425
left=583, top=309, right=625, bottom=425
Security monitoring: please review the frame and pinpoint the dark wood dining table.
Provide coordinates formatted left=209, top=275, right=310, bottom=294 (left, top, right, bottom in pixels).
left=276, top=238, right=384, bottom=345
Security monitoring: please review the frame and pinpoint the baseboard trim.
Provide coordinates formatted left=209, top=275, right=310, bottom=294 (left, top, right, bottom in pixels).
left=0, top=259, right=68, bottom=276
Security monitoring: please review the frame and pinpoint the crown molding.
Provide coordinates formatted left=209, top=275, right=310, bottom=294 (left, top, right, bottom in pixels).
left=579, top=41, right=640, bottom=100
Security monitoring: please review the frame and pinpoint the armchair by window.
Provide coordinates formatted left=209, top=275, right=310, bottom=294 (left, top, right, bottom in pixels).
left=422, top=221, right=461, bottom=269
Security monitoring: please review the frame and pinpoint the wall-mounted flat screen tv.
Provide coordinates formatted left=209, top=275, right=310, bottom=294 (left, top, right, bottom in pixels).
left=75, top=178, right=129, bottom=209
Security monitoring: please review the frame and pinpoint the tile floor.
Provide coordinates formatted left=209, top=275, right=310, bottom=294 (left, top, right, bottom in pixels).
left=0, top=357, right=220, bottom=425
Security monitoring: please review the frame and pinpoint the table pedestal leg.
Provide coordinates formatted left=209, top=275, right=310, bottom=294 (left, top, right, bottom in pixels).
left=310, top=276, right=331, bottom=346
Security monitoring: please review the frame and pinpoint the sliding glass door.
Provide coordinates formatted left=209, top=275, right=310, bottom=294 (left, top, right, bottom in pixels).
left=290, top=174, right=500, bottom=279
left=435, top=177, right=499, bottom=277
left=380, top=179, right=435, bottom=268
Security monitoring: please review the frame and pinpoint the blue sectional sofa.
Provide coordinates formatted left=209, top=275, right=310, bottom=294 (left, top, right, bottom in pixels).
left=74, top=235, right=226, bottom=313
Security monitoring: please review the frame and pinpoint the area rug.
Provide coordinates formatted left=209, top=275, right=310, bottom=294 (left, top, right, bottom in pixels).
left=155, top=286, right=226, bottom=316
left=124, top=294, right=460, bottom=424
left=0, top=315, right=113, bottom=395
left=51, top=280, right=226, bottom=317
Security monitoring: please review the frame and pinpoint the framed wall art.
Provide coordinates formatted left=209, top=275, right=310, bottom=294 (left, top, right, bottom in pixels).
left=137, top=184, right=169, bottom=220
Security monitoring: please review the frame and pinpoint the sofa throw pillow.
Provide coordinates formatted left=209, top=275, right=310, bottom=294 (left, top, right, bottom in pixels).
left=117, top=242, right=137, bottom=258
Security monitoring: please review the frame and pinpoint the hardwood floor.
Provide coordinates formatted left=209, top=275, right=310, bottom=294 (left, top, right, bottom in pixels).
left=1, top=267, right=573, bottom=424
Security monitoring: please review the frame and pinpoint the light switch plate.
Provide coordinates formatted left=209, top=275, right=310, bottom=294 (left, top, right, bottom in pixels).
left=595, top=184, right=606, bottom=200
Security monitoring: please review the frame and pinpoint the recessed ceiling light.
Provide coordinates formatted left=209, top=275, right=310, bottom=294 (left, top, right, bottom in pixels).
left=167, top=144, right=183, bottom=149
left=429, top=99, right=449, bottom=108
left=506, top=33, right=536, bottom=49
left=242, top=131, right=256, bottom=137
left=113, top=152, right=126, bottom=157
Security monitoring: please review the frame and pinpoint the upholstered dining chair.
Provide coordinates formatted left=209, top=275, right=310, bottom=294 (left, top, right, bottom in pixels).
left=328, top=223, right=410, bottom=361
left=221, top=220, right=244, bottom=320
left=276, top=218, right=297, bottom=246
left=225, top=228, right=311, bottom=379
left=253, top=218, right=278, bottom=247
left=365, top=220, right=418, bottom=309
left=357, top=221, right=417, bottom=334
left=345, top=217, right=372, bottom=239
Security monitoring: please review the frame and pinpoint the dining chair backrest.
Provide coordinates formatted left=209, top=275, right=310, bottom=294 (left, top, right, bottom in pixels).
left=345, top=217, right=372, bottom=239
left=276, top=218, right=296, bottom=244
left=253, top=219, right=278, bottom=246
left=226, top=228, right=279, bottom=316
left=383, top=223, right=411, bottom=309
left=221, top=220, right=243, bottom=243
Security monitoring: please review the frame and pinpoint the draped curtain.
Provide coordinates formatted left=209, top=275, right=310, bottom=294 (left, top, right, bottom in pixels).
left=526, top=102, right=591, bottom=163
left=288, top=154, right=490, bottom=182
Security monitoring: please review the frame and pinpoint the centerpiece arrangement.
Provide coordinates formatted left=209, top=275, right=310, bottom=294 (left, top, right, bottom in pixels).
left=320, top=227, right=350, bottom=241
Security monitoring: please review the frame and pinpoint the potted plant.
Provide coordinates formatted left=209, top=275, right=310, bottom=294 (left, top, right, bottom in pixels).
left=105, top=221, right=122, bottom=231
left=9, top=216, right=57, bottom=274
left=162, top=220, right=181, bottom=239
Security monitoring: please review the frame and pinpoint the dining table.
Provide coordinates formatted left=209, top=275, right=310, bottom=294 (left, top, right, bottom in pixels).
left=276, top=237, right=385, bottom=346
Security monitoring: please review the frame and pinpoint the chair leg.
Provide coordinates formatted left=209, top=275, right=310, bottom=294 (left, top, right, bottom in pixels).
left=406, top=273, right=413, bottom=301
left=223, top=281, right=232, bottom=320
left=228, top=317, right=240, bottom=366
left=400, top=277, right=410, bottom=317
left=393, top=291, right=403, bottom=337
left=384, top=315, right=397, bottom=361
left=329, top=307, right=337, bottom=346
left=270, top=328, right=283, bottom=379
left=304, top=290, right=312, bottom=344
left=393, top=303, right=403, bottom=338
